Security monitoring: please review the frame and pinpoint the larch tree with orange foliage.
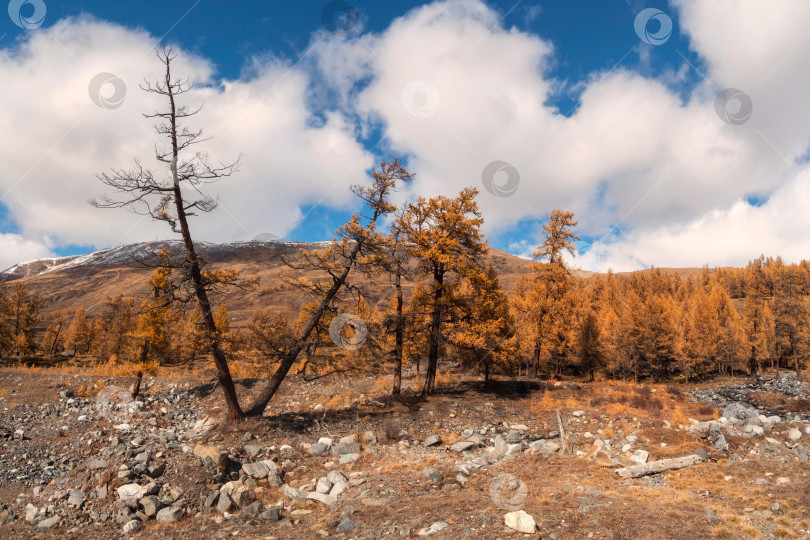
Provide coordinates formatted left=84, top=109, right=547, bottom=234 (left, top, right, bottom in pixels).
left=396, top=187, right=487, bottom=395
left=514, top=209, right=580, bottom=379
left=451, top=265, right=515, bottom=387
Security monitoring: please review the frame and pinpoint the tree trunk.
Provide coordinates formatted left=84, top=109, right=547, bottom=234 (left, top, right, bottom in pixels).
left=245, top=241, right=362, bottom=417
left=48, top=322, right=62, bottom=356
left=165, top=63, right=243, bottom=422
left=131, top=370, right=143, bottom=399
left=392, top=264, right=404, bottom=395
left=615, top=454, right=704, bottom=478
left=484, top=359, right=490, bottom=389
left=531, top=342, right=540, bottom=379
left=749, top=343, right=759, bottom=381
left=422, top=267, right=444, bottom=396
left=793, top=334, right=802, bottom=381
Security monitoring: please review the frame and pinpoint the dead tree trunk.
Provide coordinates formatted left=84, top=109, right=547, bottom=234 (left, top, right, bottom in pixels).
left=245, top=241, right=362, bottom=417
left=392, top=261, right=404, bottom=395
left=615, top=454, right=703, bottom=478
left=130, top=371, right=143, bottom=399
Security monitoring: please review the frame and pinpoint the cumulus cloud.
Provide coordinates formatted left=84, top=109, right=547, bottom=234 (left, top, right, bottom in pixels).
left=2, top=0, right=810, bottom=271
left=0, top=234, right=54, bottom=271
left=306, top=0, right=810, bottom=269
left=0, top=16, right=372, bottom=256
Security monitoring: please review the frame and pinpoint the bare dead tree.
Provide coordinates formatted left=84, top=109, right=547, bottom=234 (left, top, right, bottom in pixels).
left=91, top=47, right=245, bottom=420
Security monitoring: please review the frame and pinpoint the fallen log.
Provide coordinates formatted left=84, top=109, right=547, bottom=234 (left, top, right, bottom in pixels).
left=615, top=454, right=704, bottom=478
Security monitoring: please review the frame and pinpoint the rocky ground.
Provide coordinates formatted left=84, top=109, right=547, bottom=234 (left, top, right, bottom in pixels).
left=0, top=368, right=809, bottom=539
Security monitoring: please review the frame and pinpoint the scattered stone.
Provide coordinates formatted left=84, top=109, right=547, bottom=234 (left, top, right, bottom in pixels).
left=631, top=450, right=650, bottom=465
left=316, top=477, right=333, bottom=494
left=705, top=509, right=723, bottom=523
left=504, top=510, right=536, bottom=533
left=307, top=491, right=337, bottom=506
left=308, top=443, right=330, bottom=456
left=87, top=458, right=109, bottom=470
left=139, top=495, right=163, bottom=518
left=418, top=521, right=449, bottom=536
left=242, top=500, right=263, bottom=517
left=117, top=484, right=147, bottom=500
left=450, top=441, right=477, bottom=452
left=281, top=484, right=307, bottom=501
left=332, top=438, right=362, bottom=456
left=336, top=517, right=356, bottom=533
left=745, top=425, right=765, bottom=436
left=339, top=453, right=360, bottom=465
left=788, top=428, right=802, bottom=441
left=68, top=489, right=85, bottom=508
left=37, top=516, right=60, bottom=529
left=572, top=410, right=585, bottom=417
left=122, top=519, right=141, bottom=533
left=193, top=444, right=227, bottom=468
left=216, top=492, right=235, bottom=513
left=422, top=467, right=443, bottom=483
left=423, top=434, right=442, bottom=447
left=243, top=461, right=272, bottom=479
left=259, top=507, right=280, bottom=521
left=156, top=506, right=184, bottom=523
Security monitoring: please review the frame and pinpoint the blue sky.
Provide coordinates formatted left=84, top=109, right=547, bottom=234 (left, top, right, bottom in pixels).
left=1, top=0, right=809, bottom=271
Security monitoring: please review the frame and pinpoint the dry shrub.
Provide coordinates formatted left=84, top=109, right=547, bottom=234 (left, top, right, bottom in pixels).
left=696, top=404, right=717, bottom=417
left=381, top=418, right=401, bottom=442
left=629, top=393, right=664, bottom=412
left=666, top=386, right=683, bottom=397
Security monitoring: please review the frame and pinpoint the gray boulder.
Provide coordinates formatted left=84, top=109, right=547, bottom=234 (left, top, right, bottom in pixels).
left=156, top=506, right=183, bottom=523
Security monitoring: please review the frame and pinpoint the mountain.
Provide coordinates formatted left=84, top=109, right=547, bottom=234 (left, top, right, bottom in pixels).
left=2, top=240, right=536, bottom=330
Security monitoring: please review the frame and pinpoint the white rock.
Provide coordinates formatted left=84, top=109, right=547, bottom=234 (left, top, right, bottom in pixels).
left=505, top=443, right=522, bottom=457
left=307, top=491, right=337, bottom=506
left=117, top=484, right=146, bottom=499
left=418, top=521, right=448, bottom=536
left=24, top=503, right=38, bottom=523
left=621, top=444, right=632, bottom=453
left=504, top=510, right=536, bottom=533
left=744, top=425, right=764, bottom=436
left=788, top=428, right=802, bottom=441
left=626, top=435, right=638, bottom=443
left=329, top=480, right=348, bottom=497
left=316, top=477, right=333, bottom=494
left=123, top=519, right=141, bottom=533
left=631, top=450, right=649, bottom=465
left=572, top=411, right=585, bottom=417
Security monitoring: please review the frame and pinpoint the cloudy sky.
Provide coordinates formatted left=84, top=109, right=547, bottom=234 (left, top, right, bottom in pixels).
left=1, top=0, right=809, bottom=272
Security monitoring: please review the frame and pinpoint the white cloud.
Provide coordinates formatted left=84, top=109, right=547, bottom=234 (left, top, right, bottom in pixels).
left=0, top=16, right=373, bottom=250
left=0, top=234, right=53, bottom=271
left=307, top=0, right=810, bottom=268
left=2, top=1, right=810, bottom=271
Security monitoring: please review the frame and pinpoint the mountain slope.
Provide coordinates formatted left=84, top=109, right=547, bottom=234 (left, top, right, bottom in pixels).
left=4, top=240, right=535, bottom=330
